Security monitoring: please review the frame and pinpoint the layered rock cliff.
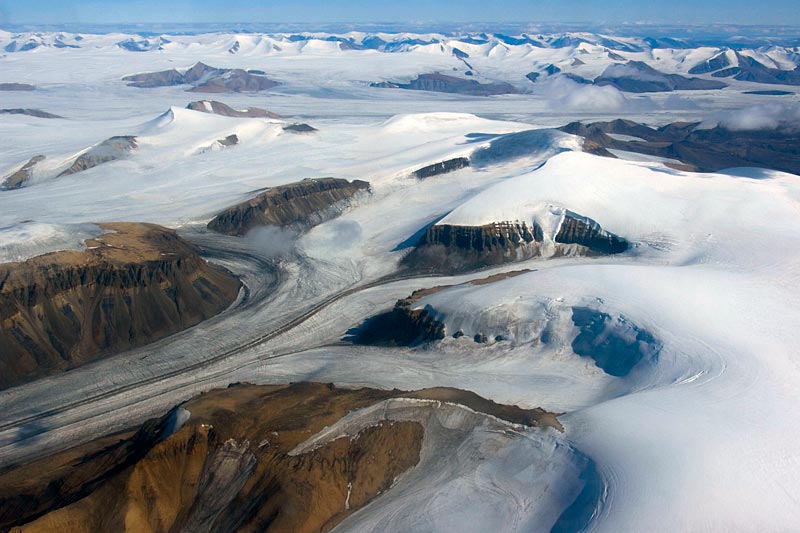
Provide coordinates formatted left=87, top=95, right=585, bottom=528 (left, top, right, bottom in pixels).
left=412, top=157, right=470, bottom=179
left=403, top=213, right=627, bottom=273
left=402, top=221, right=544, bottom=272
left=0, top=222, right=241, bottom=389
left=554, top=213, right=629, bottom=255
left=207, top=177, right=369, bottom=236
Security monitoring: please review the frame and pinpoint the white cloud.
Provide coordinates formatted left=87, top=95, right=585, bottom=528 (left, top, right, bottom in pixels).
left=709, top=103, right=800, bottom=132
left=536, top=76, right=631, bottom=112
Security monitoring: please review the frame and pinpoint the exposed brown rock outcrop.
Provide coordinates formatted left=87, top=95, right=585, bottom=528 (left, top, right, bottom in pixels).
left=412, top=157, right=470, bottom=179
left=348, top=288, right=447, bottom=346
left=555, top=213, right=629, bottom=255
left=1, top=155, right=45, bottom=190
left=217, top=134, right=239, bottom=147
left=57, top=136, right=137, bottom=177
left=282, top=123, right=317, bottom=133
left=186, top=100, right=281, bottom=118
left=402, top=221, right=544, bottom=272
left=1, top=382, right=558, bottom=532
left=403, top=213, right=627, bottom=273
left=0, top=222, right=241, bottom=389
left=207, top=178, right=370, bottom=236
left=561, top=119, right=800, bottom=175
left=348, top=270, right=533, bottom=346
left=124, top=62, right=279, bottom=93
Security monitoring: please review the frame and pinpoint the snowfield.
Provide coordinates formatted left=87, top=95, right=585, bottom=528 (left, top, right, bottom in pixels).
left=1, top=27, right=800, bottom=532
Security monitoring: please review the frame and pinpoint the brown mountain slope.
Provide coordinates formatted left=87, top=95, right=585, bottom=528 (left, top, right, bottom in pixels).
left=0, top=222, right=241, bottom=389
left=1, top=382, right=559, bottom=532
left=207, top=178, right=369, bottom=236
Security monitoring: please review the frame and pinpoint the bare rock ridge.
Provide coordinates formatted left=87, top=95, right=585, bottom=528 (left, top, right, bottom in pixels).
left=0, top=83, right=35, bottom=91
left=186, top=100, right=281, bottom=118
left=561, top=119, right=800, bottom=175
left=593, top=61, right=727, bottom=92
left=282, top=123, right=317, bottom=133
left=688, top=50, right=735, bottom=74
left=1, top=155, right=45, bottom=190
left=555, top=212, right=629, bottom=255
left=1, top=109, right=63, bottom=119
left=0, top=382, right=557, bottom=532
left=347, top=286, right=448, bottom=346
left=690, top=50, right=800, bottom=86
left=0, top=222, right=241, bottom=389
left=348, top=270, right=533, bottom=346
left=404, top=222, right=544, bottom=272
left=403, top=213, right=627, bottom=273
left=412, top=157, right=470, bottom=179
left=117, top=36, right=170, bottom=52
left=207, top=177, right=370, bottom=236
left=217, top=134, right=239, bottom=147
left=123, top=62, right=279, bottom=93
left=527, top=60, right=725, bottom=92
left=371, top=72, right=518, bottom=96
left=57, top=136, right=137, bottom=177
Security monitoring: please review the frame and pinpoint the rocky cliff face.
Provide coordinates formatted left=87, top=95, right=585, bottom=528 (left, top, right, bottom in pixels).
left=185, top=100, right=281, bottom=118
left=1, top=382, right=557, bottom=532
left=348, top=287, right=448, bottom=346
left=412, top=157, right=470, bottom=179
left=555, top=213, right=629, bottom=255
left=0, top=222, right=241, bottom=389
left=403, top=213, right=627, bottom=273
left=402, top=221, right=544, bottom=272
left=207, top=177, right=370, bottom=236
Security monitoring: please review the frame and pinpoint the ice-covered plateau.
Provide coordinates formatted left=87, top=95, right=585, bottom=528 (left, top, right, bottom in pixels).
left=0, top=27, right=799, bottom=533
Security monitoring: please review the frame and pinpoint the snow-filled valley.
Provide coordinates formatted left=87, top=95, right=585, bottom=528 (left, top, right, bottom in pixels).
left=1, top=27, right=800, bottom=532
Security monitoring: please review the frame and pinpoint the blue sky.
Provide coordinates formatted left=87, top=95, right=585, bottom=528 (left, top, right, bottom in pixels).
left=1, top=0, right=798, bottom=26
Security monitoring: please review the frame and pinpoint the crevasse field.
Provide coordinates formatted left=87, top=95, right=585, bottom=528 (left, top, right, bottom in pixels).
left=1, top=28, right=800, bottom=531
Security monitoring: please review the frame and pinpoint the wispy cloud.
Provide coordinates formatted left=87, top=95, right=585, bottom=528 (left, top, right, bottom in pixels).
left=706, top=103, right=800, bottom=131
